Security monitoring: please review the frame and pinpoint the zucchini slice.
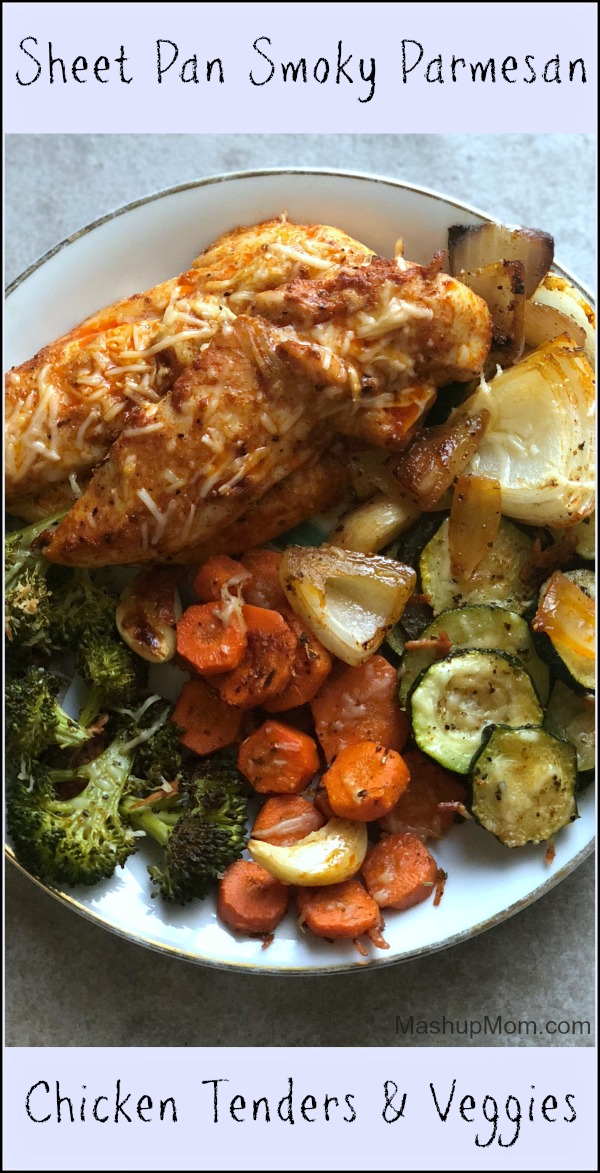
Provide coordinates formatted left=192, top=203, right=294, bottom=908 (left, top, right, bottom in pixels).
left=398, top=605, right=550, bottom=707
left=470, top=724, right=578, bottom=847
left=544, top=680, right=595, bottom=781
left=534, top=568, right=596, bottom=693
left=410, top=649, right=543, bottom=774
left=420, top=517, right=535, bottom=615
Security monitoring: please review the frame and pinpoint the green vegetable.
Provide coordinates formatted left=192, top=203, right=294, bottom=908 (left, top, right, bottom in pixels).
left=5, top=666, right=91, bottom=773
left=7, top=736, right=139, bottom=887
left=398, top=604, right=550, bottom=707
left=4, top=512, right=65, bottom=660
left=470, top=724, right=578, bottom=847
left=409, top=649, right=543, bottom=773
left=50, top=568, right=139, bottom=723
left=122, top=754, right=249, bottom=904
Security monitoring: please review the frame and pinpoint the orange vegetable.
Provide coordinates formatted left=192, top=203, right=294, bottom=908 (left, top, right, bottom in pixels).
left=218, top=860, right=289, bottom=935
left=192, top=555, right=250, bottom=602
left=238, top=720, right=320, bottom=794
left=532, top=570, right=595, bottom=659
left=322, top=741, right=410, bottom=822
left=240, top=548, right=288, bottom=611
left=264, top=607, right=333, bottom=712
left=214, top=605, right=296, bottom=708
left=296, top=878, right=382, bottom=940
left=251, top=796, right=325, bottom=846
left=311, top=655, right=410, bottom=763
left=172, top=679, right=242, bottom=755
left=362, top=833, right=439, bottom=910
left=176, top=602, right=247, bottom=675
left=449, top=473, right=502, bottom=580
left=379, top=749, right=467, bottom=841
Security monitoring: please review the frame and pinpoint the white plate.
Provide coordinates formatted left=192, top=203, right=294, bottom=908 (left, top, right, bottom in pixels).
left=6, top=168, right=595, bottom=973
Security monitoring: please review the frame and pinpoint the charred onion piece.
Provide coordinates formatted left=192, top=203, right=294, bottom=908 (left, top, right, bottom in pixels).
left=116, top=568, right=182, bottom=663
left=524, top=299, right=587, bottom=353
left=530, top=274, right=595, bottom=366
left=332, top=493, right=421, bottom=554
left=279, top=544, right=415, bottom=666
left=458, top=261, right=526, bottom=366
left=533, top=571, right=595, bottom=660
left=448, top=474, right=502, bottom=580
left=393, top=412, right=489, bottom=510
left=448, top=223, right=554, bottom=299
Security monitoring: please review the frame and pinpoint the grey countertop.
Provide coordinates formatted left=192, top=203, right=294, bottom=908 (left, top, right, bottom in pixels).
left=5, top=133, right=595, bottom=1048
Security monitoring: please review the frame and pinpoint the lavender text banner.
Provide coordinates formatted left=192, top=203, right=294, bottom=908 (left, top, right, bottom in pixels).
left=4, top=1, right=597, bottom=134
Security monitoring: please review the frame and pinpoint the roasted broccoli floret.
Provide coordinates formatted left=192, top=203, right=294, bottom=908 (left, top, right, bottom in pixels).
left=4, top=512, right=65, bottom=658
left=122, top=754, right=249, bottom=903
left=131, top=703, right=184, bottom=790
left=49, top=569, right=139, bottom=724
left=6, top=666, right=92, bottom=774
left=7, top=734, right=140, bottom=887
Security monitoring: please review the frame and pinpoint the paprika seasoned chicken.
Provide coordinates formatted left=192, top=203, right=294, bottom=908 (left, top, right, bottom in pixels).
left=5, top=219, right=373, bottom=510
left=41, top=255, right=491, bottom=566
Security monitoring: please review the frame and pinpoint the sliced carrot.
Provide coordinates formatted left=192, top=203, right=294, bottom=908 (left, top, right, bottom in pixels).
left=240, top=548, right=288, bottom=610
left=238, top=720, right=320, bottom=794
left=379, top=748, right=467, bottom=841
left=176, top=601, right=247, bottom=675
left=218, top=860, right=289, bottom=935
left=313, top=779, right=335, bottom=821
left=264, top=607, right=333, bottom=712
left=214, top=605, right=296, bottom=708
left=322, top=741, right=410, bottom=822
left=296, top=878, right=382, bottom=939
left=251, top=795, right=325, bottom=846
left=362, top=832, right=438, bottom=911
left=172, top=679, right=242, bottom=755
left=311, top=655, right=410, bottom=763
left=192, top=555, right=250, bottom=602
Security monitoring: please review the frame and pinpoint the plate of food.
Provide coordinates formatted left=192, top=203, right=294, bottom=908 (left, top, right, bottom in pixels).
left=5, top=168, right=595, bottom=973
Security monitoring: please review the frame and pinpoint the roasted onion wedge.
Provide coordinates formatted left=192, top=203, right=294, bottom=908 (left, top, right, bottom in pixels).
left=529, top=274, right=595, bottom=367
left=463, top=335, right=595, bottom=527
left=279, top=544, right=415, bottom=665
left=248, top=818, right=368, bottom=886
left=116, top=568, right=182, bottom=663
left=331, top=493, right=421, bottom=554
left=448, top=474, right=502, bottom=580
left=448, top=223, right=554, bottom=299
left=458, top=261, right=526, bottom=366
left=394, top=412, right=489, bottom=510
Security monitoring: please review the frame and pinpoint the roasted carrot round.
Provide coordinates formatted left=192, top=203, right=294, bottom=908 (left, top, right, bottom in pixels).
left=362, top=832, right=439, bottom=911
left=251, top=795, right=325, bottom=846
left=313, top=779, right=335, bottom=821
left=322, top=741, right=410, bottom=821
left=218, top=860, right=289, bottom=935
left=172, top=679, right=242, bottom=755
left=264, top=607, right=333, bottom=712
left=296, top=878, right=382, bottom=939
left=176, top=601, right=247, bottom=675
left=214, top=605, right=296, bottom=708
left=238, top=720, right=320, bottom=794
left=192, top=555, right=250, bottom=602
left=379, top=749, right=467, bottom=841
left=240, top=548, right=288, bottom=610
left=311, top=655, right=410, bottom=763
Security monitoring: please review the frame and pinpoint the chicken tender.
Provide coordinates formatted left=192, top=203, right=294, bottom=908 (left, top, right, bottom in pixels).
left=5, top=220, right=372, bottom=504
left=41, top=317, right=356, bottom=565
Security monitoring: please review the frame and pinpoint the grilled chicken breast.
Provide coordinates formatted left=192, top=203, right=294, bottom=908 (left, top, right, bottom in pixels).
left=5, top=220, right=372, bottom=505
left=43, top=258, right=490, bottom=566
